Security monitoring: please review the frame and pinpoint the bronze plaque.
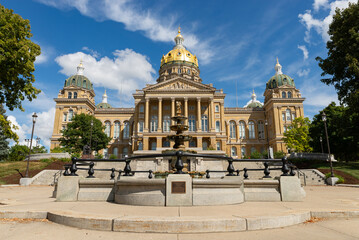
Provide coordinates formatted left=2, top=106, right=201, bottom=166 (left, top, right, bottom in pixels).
left=171, top=181, right=186, bottom=194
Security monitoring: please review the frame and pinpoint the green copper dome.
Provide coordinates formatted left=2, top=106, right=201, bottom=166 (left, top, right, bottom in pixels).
left=96, top=102, right=112, bottom=109
left=246, top=101, right=263, bottom=108
left=64, top=74, right=93, bottom=90
left=266, top=74, right=295, bottom=89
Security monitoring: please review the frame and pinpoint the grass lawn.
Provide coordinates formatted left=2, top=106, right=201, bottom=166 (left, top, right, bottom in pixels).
left=0, top=161, right=51, bottom=184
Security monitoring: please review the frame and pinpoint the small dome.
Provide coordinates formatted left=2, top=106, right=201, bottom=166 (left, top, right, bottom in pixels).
left=266, top=58, right=295, bottom=89
left=160, top=27, right=198, bottom=68
left=64, top=62, right=93, bottom=90
left=96, top=102, right=112, bottom=109
left=244, top=90, right=263, bottom=108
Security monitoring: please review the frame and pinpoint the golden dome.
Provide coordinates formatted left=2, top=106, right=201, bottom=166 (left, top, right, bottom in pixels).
left=160, top=27, right=199, bottom=68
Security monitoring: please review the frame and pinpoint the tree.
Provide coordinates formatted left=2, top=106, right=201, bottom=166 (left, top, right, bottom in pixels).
left=0, top=4, right=41, bottom=140
left=59, top=114, right=111, bottom=154
left=316, top=2, right=359, bottom=106
left=283, top=117, right=312, bottom=153
left=8, top=144, right=29, bottom=161
left=309, top=102, right=358, bottom=162
left=0, top=105, right=10, bottom=160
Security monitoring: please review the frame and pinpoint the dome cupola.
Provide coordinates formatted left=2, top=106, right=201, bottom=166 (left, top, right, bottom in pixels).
left=64, top=61, right=93, bottom=91
left=244, top=90, right=263, bottom=108
left=96, top=90, right=112, bottom=109
left=266, top=58, right=295, bottom=89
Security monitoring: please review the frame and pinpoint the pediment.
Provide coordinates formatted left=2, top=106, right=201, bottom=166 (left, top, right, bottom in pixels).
left=143, top=78, right=215, bottom=92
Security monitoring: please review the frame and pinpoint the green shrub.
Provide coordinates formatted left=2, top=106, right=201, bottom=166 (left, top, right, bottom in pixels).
left=250, top=151, right=263, bottom=159
left=95, top=153, right=103, bottom=159
left=8, top=144, right=29, bottom=161
left=40, top=158, right=52, bottom=163
left=109, top=154, right=117, bottom=159
left=58, top=157, right=71, bottom=162
left=71, top=152, right=81, bottom=159
left=51, top=147, right=65, bottom=153
left=274, top=151, right=286, bottom=159
left=325, top=172, right=344, bottom=184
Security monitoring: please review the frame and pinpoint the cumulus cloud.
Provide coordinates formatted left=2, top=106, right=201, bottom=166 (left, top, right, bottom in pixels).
left=299, top=0, right=357, bottom=43
left=82, top=46, right=100, bottom=58
left=313, top=0, right=330, bottom=11
left=55, top=49, right=156, bottom=100
left=298, top=45, right=309, bottom=60
left=7, top=116, right=27, bottom=143
left=36, top=0, right=217, bottom=64
left=297, top=68, right=310, bottom=77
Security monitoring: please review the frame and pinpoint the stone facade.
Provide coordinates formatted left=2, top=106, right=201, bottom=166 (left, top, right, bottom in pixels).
left=50, top=31, right=305, bottom=158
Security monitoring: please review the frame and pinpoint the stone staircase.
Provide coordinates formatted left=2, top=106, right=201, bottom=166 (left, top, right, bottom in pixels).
left=297, top=169, right=326, bottom=186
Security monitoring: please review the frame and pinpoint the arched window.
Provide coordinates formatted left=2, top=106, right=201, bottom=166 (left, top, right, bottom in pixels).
left=258, top=121, right=265, bottom=139
left=63, top=113, right=67, bottom=122
left=230, top=121, right=236, bottom=139
left=215, top=121, right=220, bottom=132
left=163, top=115, right=171, bottom=132
left=248, top=121, right=255, bottom=139
left=138, top=121, right=144, bottom=132
left=163, top=140, right=170, bottom=147
left=68, top=109, right=73, bottom=121
left=123, top=121, right=130, bottom=139
left=114, top=122, right=120, bottom=138
left=286, top=109, right=291, bottom=121
left=113, top=147, right=118, bottom=156
left=150, top=115, right=158, bottom=132
left=83, top=80, right=87, bottom=88
left=201, top=115, right=208, bottom=132
left=231, top=146, right=237, bottom=157
left=239, top=121, right=246, bottom=139
left=151, top=141, right=156, bottom=150
left=73, top=92, right=77, bottom=99
left=251, top=147, right=256, bottom=154
left=189, top=115, right=196, bottom=132
left=187, top=69, right=191, bottom=74
left=215, top=105, right=219, bottom=112
left=68, top=92, right=72, bottom=99
left=105, top=122, right=111, bottom=137
left=287, top=91, right=292, bottom=98
left=72, top=79, right=75, bottom=85
left=122, top=147, right=128, bottom=157
left=241, top=147, right=246, bottom=158
left=202, top=141, right=208, bottom=150
left=138, top=141, right=143, bottom=150
left=282, top=92, right=286, bottom=98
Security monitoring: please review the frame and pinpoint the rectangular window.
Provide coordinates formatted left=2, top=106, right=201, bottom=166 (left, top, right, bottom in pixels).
left=216, top=142, right=221, bottom=150
left=189, top=106, right=195, bottom=111
left=138, top=121, right=144, bottom=132
left=291, top=113, right=296, bottom=121
left=139, top=104, right=144, bottom=113
left=282, top=113, right=285, bottom=121
left=63, top=113, right=67, bottom=122
left=152, top=106, right=158, bottom=111
left=201, top=106, right=207, bottom=111
left=215, top=105, right=220, bottom=113
left=215, top=121, right=220, bottom=132
left=189, top=115, right=196, bottom=132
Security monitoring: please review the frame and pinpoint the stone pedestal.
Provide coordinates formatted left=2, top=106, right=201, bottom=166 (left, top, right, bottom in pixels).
left=166, top=174, right=192, bottom=206
left=326, top=177, right=339, bottom=186
left=19, top=178, right=32, bottom=186
left=56, top=176, right=80, bottom=201
left=279, top=176, right=306, bottom=202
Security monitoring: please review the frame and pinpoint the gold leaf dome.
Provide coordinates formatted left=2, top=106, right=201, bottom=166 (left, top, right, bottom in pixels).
left=160, top=27, right=199, bottom=68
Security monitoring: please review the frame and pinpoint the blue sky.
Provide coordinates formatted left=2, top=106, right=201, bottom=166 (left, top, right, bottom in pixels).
left=1, top=0, right=354, bottom=148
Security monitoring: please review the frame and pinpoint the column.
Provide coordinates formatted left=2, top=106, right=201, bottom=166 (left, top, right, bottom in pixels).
left=184, top=97, right=188, bottom=125
left=145, top=97, right=150, bottom=131
left=197, top=136, right=203, bottom=149
left=236, top=121, right=240, bottom=142
left=143, top=137, right=149, bottom=150
left=197, top=97, right=202, bottom=132
left=220, top=102, right=225, bottom=134
left=210, top=97, right=215, bottom=131
left=171, top=97, right=175, bottom=125
left=158, top=97, right=162, bottom=132
left=156, top=137, right=162, bottom=149
left=225, top=120, right=230, bottom=138
left=277, top=106, right=282, bottom=134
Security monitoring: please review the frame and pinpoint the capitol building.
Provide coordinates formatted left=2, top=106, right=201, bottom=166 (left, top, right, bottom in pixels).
left=50, top=29, right=305, bottom=158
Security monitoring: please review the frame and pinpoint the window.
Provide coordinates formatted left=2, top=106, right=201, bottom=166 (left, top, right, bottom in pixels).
left=123, top=121, right=130, bottom=139
left=282, top=92, right=286, bottom=98
left=105, top=122, right=111, bottom=137
left=138, top=121, right=144, bottom=132
left=163, top=140, right=170, bottom=147
left=178, top=68, right=182, bottom=74
left=83, top=80, right=87, bottom=87
left=138, top=141, right=143, bottom=150
left=164, top=105, right=170, bottom=110
left=201, top=115, right=208, bottom=131
left=189, top=115, right=196, bottom=132
left=150, top=115, right=158, bottom=132
left=231, top=146, right=237, bottom=157
left=163, top=115, right=171, bottom=132
left=151, top=142, right=156, bottom=150
left=68, top=92, right=72, bottom=99
left=189, top=140, right=196, bottom=147
left=73, top=92, right=77, bottom=99
left=241, top=147, right=246, bottom=158
left=152, top=106, right=158, bottom=111
left=68, top=109, right=73, bottom=121
left=187, top=69, right=191, bottom=74
left=202, top=141, right=208, bottom=150
left=291, top=113, right=296, bottom=121
left=63, top=113, right=67, bottom=122
left=201, top=106, right=207, bottom=111
left=114, top=122, right=120, bottom=138
left=288, top=91, right=292, bottom=98
left=251, top=147, right=256, bottom=154
left=258, top=121, right=265, bottom=139
left=122, top=147, right=128, bottom=157
left=215, top=105, right=219, bottom=112
left=216, top=142, right=221, bottom=150
left=62, top=125, right=66, bottom=131
left=189, top=106, right=195, bottom=111
left=72, top=79, right=75, bottom=85
left=215, top=121, right=220, bottom=132
left=248, top=121, right=255, bottom=139
left=283, top=125, right=287, bottom=133
left=239, top=121, right=246, bottom=139
left=282, top=113, right=285, bottom=121
left=230, top=121, right=236, bottom=139
left=168, top=69, right=172, bottom=74
left=139, top=104, right=144, bottom=113
left=286, top=109, right=291, bottom=121
left=113, top=147, right=118, bottom=156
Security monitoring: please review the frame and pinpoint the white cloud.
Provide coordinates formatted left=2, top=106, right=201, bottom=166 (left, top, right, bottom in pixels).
left=313, top=0, right=330, bottom=11
left=36, top=0, right=219, bottom=65
left=297, top=45, right=309, bottom=60
left=55, top=49, right=156, bottom=101
left=7, top=116, right=27, bottom=143
left=297, top=68, right=310, bottom=77
left=35, top=53, right=48, bottom=64
left=82, top=46, right=100, bottom=58
left=299, top=0, right=357, bottom=43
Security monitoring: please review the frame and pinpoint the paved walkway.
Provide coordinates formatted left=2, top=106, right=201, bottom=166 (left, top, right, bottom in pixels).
left=0, top=185, right=359, bottom=237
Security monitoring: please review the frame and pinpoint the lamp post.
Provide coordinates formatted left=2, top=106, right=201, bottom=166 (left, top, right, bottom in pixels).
left=322, top=112, right=334, bottom=177
left=265, top=120, right=270, bottom=159
left=25, top=113, right=38, bottom=178
left=319, top=136, right=324, bottom=153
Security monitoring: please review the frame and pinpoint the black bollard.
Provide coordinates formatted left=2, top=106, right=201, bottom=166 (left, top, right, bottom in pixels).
left=290, top=166, right=296, bottom=176
left=175, top=150, right=185, bottom=174
left=87, top=162, right=95, bottom=178
left=110, top=168, right=116, bottom=180
left=124, top=159, right=132, bottom=176
left=281, top=156, right=290, bottom=176
left=117, top=169, right=122, bottom=180
left=226, top=158, right=235, bottom=176
left=206, top=170, right=210, bottom=179
left=263, top=162, right=271, bottom=178
left=236, top=169, right=240, bottom=176
left=148, top=170, right=153, bottom=179
left=63, top=166, right=70, bottom=176
left=243, top=168, right=248, bottom=179
left=70, top=157, right=78, bottom=176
